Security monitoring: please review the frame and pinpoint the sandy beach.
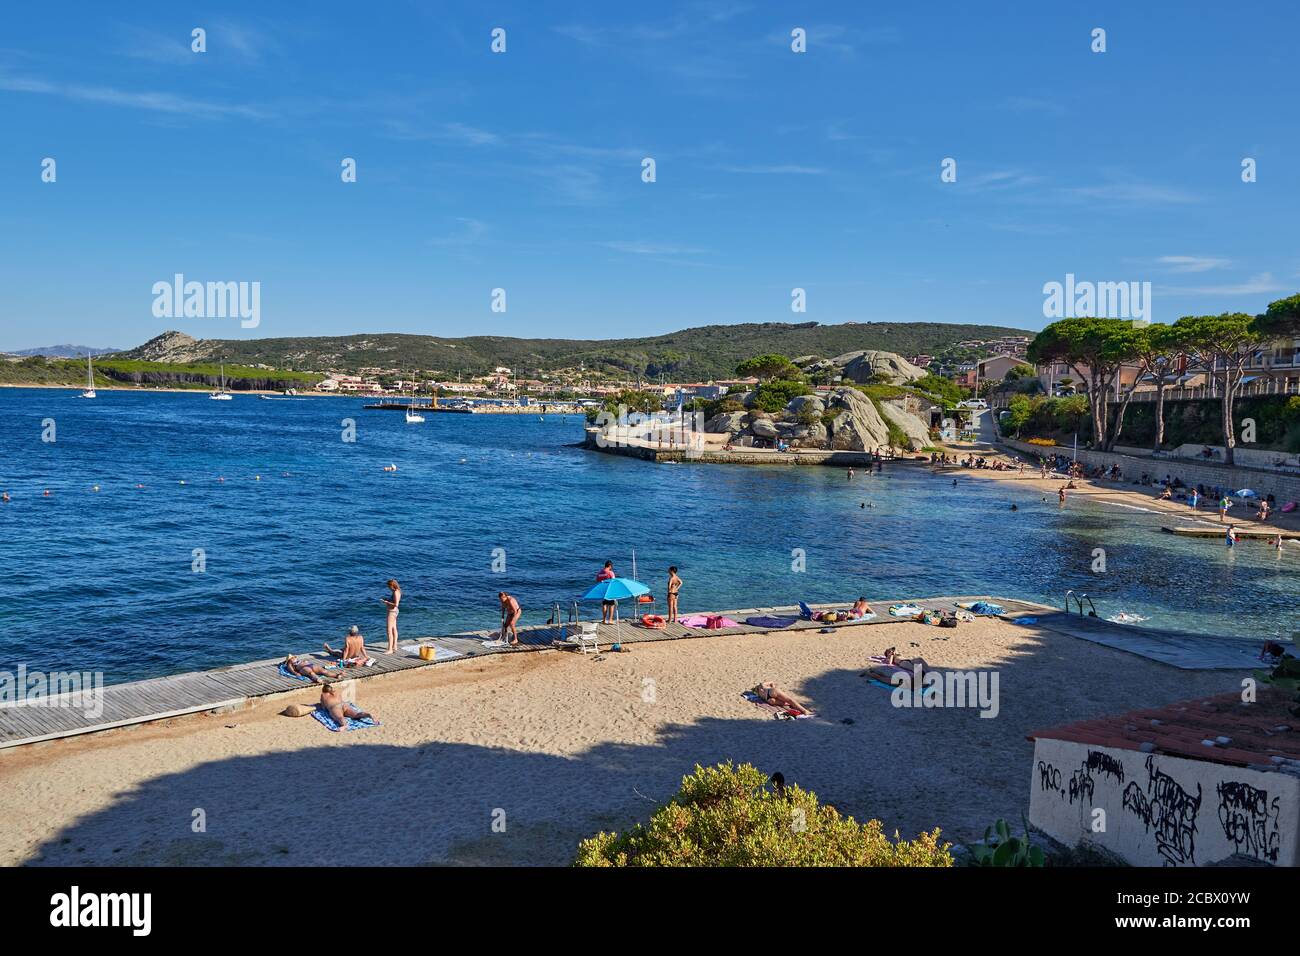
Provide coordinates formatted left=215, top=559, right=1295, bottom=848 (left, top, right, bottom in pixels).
left=944, top=450, right=1300, bottom=535
left=0, top=616, right=1235, bottom=866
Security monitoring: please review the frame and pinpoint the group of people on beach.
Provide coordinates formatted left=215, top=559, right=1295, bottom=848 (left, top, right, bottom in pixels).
left=496, top=561, right=684, bottom=646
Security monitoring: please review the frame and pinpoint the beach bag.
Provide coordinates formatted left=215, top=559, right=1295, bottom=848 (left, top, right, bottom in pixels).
left=939, top=615, right=958, bottom=628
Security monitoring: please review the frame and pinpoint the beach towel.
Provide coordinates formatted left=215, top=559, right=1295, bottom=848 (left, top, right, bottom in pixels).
left=798, top=601, right=816, bottom=620
left=741, top=691, right=811, bottom=720
left=745, top=615, right=799, bottom=628
left=1011, top=616, right=1038, bottom=626
left=310, top=704, right=379, bottom=732
left=888, top=603, right=922, bottom=617
left=960, top=601, right=1005, bottom=616
left=400, top=643, right=463, bottom=661
left=681, top=614, right=739, bottom=629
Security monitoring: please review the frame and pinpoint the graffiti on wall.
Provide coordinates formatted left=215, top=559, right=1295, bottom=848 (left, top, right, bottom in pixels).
left=1035, top=747, right=1284, bottom=866
left=1217, top=781, right=1281, bottom=863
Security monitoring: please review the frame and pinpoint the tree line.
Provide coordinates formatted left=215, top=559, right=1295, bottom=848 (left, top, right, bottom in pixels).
left=1024, top=293, right=1300, bottom=464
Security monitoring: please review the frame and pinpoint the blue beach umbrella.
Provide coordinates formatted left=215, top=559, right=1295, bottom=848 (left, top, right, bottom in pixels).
left=1234, top=488, right=1258, bottom=498
left=581, top=578, right=650, bottom=647
left=582, top=578, right=651, bottom=602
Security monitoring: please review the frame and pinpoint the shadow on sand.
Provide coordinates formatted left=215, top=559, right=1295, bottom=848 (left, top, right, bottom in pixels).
left=23, top=632, right=1236, bottom=866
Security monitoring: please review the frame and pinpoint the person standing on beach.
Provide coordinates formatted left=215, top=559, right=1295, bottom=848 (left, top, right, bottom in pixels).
left=1189, top=488, right=1199, bottom=510
left=499, top=591, right=522, bottom=645
left=382, top=579, right=401, bottom=654
left=1219, top=495, right=1231, bottom=523
left=667, top=566, right=682, bottom=623
left=596, top=560, right=616, bottom=623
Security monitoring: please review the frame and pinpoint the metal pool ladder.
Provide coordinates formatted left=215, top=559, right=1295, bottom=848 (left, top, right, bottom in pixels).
left=1064, top=590, right=1099, bottom=617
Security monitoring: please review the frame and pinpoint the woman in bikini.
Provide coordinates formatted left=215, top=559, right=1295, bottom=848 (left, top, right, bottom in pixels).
left=499, top=591, right=522, bottom=646
left=382, top=579, right=401, bottom=654
left=848, top=597, right=875, bottom=619
left=283, top=655, right=339, bottom=684
left=319, top=683, right=373, bottom=731
left=753, top=683, right=813, bottom=716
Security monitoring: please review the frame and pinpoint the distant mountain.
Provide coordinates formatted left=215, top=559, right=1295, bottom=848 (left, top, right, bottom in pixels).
left=123, top=322, right=1031, bottom=380
left=7, top=344, right=121, bottom=358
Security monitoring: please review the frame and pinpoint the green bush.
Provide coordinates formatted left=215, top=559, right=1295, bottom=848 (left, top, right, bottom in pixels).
left=914, top=373, right=968, bottom=406
left=574, top=762, right=953, bottom=867
left=749, top=378, right=812, bottom=413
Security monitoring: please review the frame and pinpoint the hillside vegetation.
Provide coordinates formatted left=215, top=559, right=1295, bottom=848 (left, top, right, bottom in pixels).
left=122, top=321, right=1029, bottom=379
left=0, top=356, right=321, bottom=391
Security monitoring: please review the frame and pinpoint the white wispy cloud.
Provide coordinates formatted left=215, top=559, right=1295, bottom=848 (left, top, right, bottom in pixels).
left=428, top=218, right=488, bottom=247
left=768, top=23, right=902, bottom=55
left=1064, top=181, right=1199, bottom=205
left=961, top=169, right=1043, bottom=191
left=118, top=20, right=277, bottom=65
left=1155, top=255, right=1231, bottom=273
left=555, top=3, right=750, bottom=47
left=0, top=73, right=269, bottom=119
left=1167, top=273, right=1285, bottom=296
left=602, top=241, right=708, bottom=257
left=718, top=164, right=825, bottom=175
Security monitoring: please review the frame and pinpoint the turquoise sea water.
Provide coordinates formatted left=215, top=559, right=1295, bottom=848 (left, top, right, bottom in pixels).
left=0, top=387, right=1290, bottom=683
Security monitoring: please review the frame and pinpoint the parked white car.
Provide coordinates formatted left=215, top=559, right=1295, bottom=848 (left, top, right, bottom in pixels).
left=956, top=399, right=988, bottom=409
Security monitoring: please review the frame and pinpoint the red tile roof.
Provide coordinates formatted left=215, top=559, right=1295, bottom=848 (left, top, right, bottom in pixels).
left=1028, top=690, right=1300, bottom=769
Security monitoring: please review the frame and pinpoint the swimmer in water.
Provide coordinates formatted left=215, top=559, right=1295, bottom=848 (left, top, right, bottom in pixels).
left=1010, top=503, right=1018, bottom=511
left=1, top=492, right=9, bottom=502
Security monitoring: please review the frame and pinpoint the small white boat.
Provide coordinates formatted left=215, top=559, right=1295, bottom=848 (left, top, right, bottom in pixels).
left=79, top=353, right=96, bottom=399
left=209, top=363, right=233, bottom=401
left=403, top=371, right=424, bottom=423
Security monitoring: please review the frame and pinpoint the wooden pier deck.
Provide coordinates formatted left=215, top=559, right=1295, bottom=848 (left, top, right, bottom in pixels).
left=0, top=595, right=1265, bottom=751
left=1163, top=525, right=1300, bottom=540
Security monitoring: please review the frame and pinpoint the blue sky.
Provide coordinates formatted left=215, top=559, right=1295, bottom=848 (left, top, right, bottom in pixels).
left=1, top=1, right=1297, bottom=350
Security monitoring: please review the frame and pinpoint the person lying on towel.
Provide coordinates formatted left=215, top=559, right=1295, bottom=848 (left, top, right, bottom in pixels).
left=847, top=597, right=875, bottom=619
left=753, top=682, right=814, bottom=716
left=284, top=654, right=341, bottom=684
left=319, top=684, right=374, bottom=732
left=869, top=647, right=933, bottom=688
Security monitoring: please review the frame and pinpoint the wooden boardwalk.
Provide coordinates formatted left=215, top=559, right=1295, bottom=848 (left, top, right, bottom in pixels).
left=0, top=595, right=1264, bottom=750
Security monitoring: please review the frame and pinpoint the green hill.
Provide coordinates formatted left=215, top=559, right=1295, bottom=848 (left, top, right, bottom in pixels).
left=123, top=322, right=1031, bottom=381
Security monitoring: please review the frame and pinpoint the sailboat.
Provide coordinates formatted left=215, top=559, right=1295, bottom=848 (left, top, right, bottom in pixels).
left=404, top=375, right=424, bottom=423
left=79, top=352, right=96, bottom=399
left=209, top=363, right=233, bottom=400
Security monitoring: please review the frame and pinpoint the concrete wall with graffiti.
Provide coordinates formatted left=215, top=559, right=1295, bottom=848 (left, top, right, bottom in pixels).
left=1029, top=739, right=1299, bottom=867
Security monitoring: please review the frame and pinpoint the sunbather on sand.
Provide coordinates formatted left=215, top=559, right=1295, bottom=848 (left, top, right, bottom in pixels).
left=319, top=684, right=372, bottom=732
left=883, top=646, right=931, bottom=673
left=284, top=654, right=340, bottom=684
left=323, top=625, right=372, bottom=666
left=753, top=682, right=813, bottom=715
